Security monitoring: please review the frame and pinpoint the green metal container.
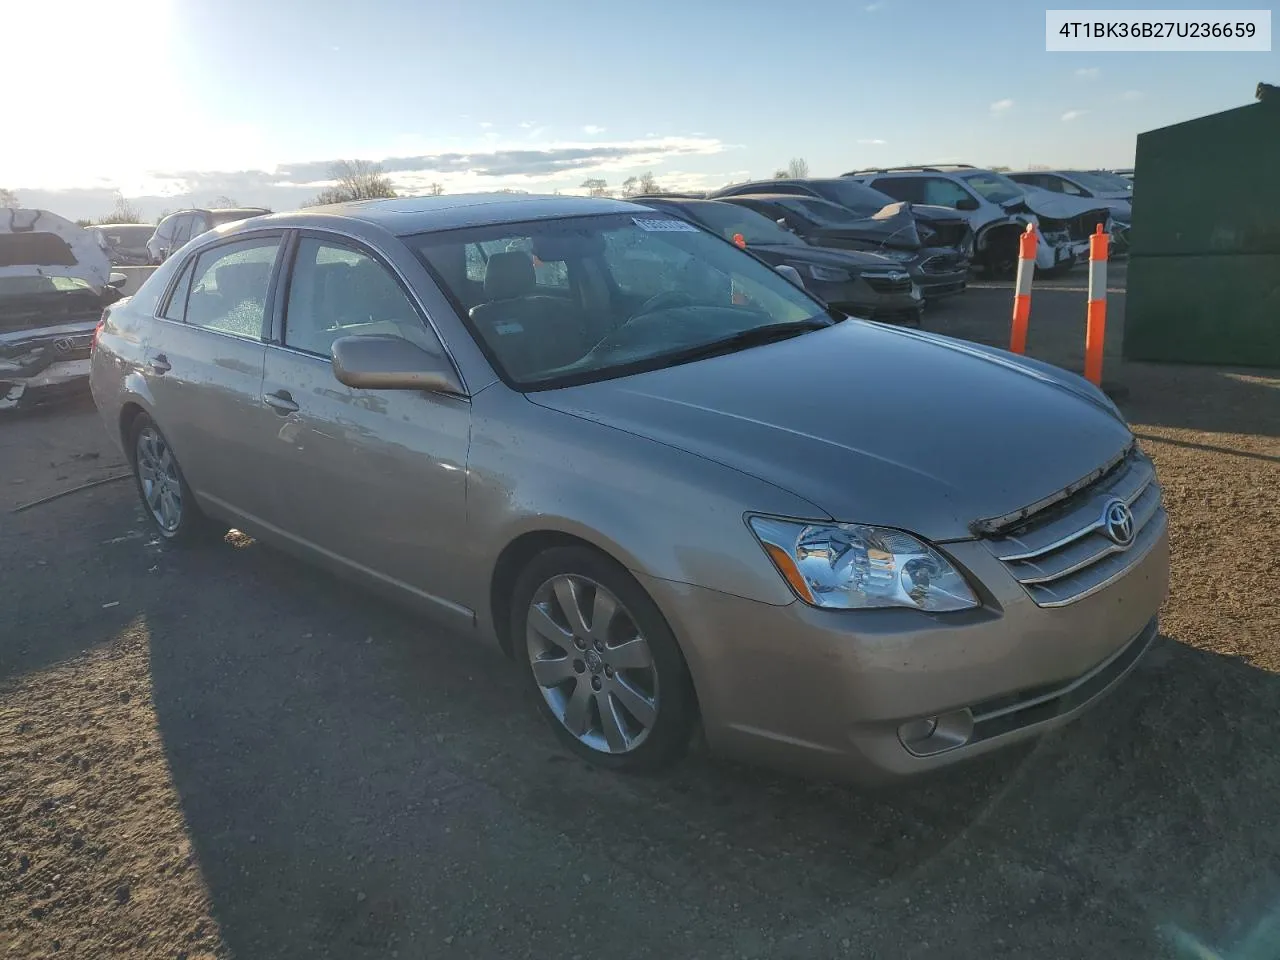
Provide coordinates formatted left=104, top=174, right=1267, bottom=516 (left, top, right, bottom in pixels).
left=1123, top=93, right=1280, bottom=368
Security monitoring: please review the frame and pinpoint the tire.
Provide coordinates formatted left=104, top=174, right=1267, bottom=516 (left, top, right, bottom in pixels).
left=511, top=546, right=696, bottom=772
left=128, top=414, right=213, bottom=544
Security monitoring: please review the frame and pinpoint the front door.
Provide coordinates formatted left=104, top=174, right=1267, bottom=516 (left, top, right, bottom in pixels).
left=257, top=233, right=472, bottom=616
left=142, top=233, right=286, bottom=523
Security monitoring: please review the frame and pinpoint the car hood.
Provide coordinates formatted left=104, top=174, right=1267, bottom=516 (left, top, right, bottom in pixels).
left=747, top=242, right=906, bottom=271
left=1006, top=188, right=1110, bottom=222
left=529, top=321, right=1131, bottom=540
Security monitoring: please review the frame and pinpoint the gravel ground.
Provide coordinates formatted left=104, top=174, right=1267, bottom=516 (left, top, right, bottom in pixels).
left=2, top=266, right=1278, bottom=959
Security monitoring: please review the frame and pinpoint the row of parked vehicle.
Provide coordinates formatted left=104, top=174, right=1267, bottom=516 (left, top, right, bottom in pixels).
left=87, top=206, right=272, bottom=266
left=626, top=164, right=1133, bottom=326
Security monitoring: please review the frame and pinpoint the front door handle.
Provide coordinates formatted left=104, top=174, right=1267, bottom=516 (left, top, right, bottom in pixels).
left=263, top=390, right=299, bottom=414
left=149, top=355, right=171, bottom=375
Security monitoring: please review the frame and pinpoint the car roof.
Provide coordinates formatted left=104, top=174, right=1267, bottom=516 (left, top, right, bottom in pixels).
left=242, top=193, right=648, bottom=237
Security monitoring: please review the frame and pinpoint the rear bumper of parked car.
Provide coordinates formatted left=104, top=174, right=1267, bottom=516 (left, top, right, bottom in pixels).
left=1, top=321, right=98, bottom=411
left=640, top=516, right=1169, bottom=785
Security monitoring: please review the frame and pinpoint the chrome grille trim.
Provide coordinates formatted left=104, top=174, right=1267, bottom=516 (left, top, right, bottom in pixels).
left=984, top=449, right=1165, bottom=607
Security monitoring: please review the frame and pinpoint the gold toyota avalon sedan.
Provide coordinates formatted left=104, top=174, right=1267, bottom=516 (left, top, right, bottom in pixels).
left=90, top=194, right=1169, bottom=783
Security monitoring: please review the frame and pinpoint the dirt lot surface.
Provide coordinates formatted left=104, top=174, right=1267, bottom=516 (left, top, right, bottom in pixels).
left=2, top=265, right=1278, bottom=959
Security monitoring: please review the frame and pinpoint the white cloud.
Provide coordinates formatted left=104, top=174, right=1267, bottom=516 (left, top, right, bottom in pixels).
left=583, top=125, right=607, bottom=135
left=858, top=138, right=887, bottom=145
left=1061, top=109, right=1089, bottom=122
left=1122, top=89, right=1145, bottom=101
left=864, top=1, right=885, bottom=10
left=12, top=133, right=733, bottom=220
left=518, top=121, right=536, bottom=129
left=479, top=121, right=494, bottom=129
left=1075, top=67, right=1100, bottom=79
left=990, top=98, right=1014, bottom=115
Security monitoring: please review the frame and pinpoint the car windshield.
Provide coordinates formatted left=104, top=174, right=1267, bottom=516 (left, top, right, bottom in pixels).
left=413, top=212, right=830, bottom=389
left=960, top=172, right=1025, bottom=204
left=811, top=180, right=896, bottom=215
left=1072, top=171, right=1132, bottom=193
left=679, top=203, right=804, bottom=246
left=102, top=225, right=152, bottom=245
left=778, top=197, right=867, bottom=227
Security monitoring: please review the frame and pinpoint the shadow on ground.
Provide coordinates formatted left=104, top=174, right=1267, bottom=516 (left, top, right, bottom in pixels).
left=8, top=485, right=1277, bottom=959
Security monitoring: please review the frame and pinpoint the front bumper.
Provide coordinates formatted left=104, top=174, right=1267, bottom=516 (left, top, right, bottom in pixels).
left=640, top=515, right=1169, bottom=784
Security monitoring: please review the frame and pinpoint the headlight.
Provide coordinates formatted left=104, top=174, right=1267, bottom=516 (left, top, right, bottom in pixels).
left=748, top=517, right=979, bottom=612
left=805, top=263, right=852, bottom=283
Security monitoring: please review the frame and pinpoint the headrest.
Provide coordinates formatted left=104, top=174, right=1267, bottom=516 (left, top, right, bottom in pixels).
left=216, top=260, right=268, bottom=304
left=483, top=251, right=535, bottom=300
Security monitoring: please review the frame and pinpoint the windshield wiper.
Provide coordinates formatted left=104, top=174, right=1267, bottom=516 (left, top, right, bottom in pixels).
left=652, top=318, right=832, bottom=367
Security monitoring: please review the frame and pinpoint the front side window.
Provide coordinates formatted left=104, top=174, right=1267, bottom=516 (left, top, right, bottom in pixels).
left=169, top=215, right=194, bottom=246
left=919, top=178, right=975, bottom=208
left=959, top=172, right=1024, bottom=204
left=284, top=238, right=438, bottom=357
left=415, top=213, right=828, bottom=389
left=183, top=237, right=281, bottom=337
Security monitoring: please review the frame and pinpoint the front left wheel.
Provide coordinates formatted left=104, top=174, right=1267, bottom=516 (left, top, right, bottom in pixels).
left=512, top=546, right=696, bottom=772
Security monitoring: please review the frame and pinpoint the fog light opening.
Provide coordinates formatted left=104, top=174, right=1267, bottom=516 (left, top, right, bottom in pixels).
left=898, top=709, right=974, bottom=757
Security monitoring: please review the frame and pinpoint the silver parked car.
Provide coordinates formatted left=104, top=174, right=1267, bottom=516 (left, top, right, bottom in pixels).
left=89, top=195, right=1169, bottom=783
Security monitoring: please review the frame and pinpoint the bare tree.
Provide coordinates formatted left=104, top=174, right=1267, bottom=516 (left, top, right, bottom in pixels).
left=990, top=165, right=1012, bottom=173
left=210, top=195, right=239, bottom=207
left=99, top=192, right=143, bottom=224
left=305, top=159, right=399, bottom=206
left=426, top=182, right=444, bottom=196
left=0, top=187, right=18, bottom=207
left=580, top=178, right=611, bottom=197
left=638, top=171, right=661, bottom=194
left=621, top=176, right=639, bottom=197
left=775, top=157, right=810, bottom=179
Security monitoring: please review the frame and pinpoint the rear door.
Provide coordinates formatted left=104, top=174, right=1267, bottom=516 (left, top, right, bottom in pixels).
left=256, top=231, right=472, bottom=614
left=142, top=232, right=285, bottom=523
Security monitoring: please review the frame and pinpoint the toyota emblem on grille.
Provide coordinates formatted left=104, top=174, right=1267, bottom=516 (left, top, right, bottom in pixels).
left=1101, top=499, right=1135, bottom=547
left=52, top=337, right=76, bottom=353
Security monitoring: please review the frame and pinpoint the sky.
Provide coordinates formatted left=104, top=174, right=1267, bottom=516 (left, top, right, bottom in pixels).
left=4, top=0, right=1276, bottom=221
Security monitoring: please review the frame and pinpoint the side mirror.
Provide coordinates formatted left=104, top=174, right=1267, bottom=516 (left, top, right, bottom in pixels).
left=954, top=196, right=980, bottom=212
left=775, top=217, right=792, bottom=231
left=108, top=273, right=128, bottom=289
left=331, top=334, right=464, bottom=394
left=774, top=264, right=806, bottom=288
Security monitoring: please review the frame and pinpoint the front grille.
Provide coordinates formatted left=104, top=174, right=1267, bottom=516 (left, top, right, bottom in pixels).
left=863, top=275, right=912, bottom=294
left=920, top=254, right=963, bottom=275
left=983, top=449, right=1166, bottom=607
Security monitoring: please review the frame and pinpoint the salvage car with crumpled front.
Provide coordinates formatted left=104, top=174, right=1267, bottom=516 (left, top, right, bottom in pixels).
left=1, top=208, right=127, bottom=411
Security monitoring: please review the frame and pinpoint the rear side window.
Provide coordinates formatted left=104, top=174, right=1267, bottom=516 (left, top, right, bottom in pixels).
left=183, top=237, right=282, bottom=338
left=871, top=177, right=925, bottom=203
left=160, top=258, right=195, bottom=321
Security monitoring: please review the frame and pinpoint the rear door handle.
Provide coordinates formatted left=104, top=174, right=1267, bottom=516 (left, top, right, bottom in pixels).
left=149, top=355, right=171, bottom=375
left=263, top=390, right=299, bottom=414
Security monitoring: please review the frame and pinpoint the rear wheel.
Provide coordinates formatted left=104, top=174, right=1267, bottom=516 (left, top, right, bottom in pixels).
left=129, top=414, right=212, bottom=543
left=512, top=546, right=696, bottom=772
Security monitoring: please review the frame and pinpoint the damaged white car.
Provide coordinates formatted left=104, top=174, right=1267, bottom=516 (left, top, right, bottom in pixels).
left=1, top=208, right=128, bottom=411
left=842, top=165, right=1113, bottom=277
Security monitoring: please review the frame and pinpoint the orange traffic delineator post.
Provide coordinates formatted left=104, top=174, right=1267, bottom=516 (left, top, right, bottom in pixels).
left=1084, top=223, right=1109, bottom=387
left=1009, top=223, right=1037, bottom=354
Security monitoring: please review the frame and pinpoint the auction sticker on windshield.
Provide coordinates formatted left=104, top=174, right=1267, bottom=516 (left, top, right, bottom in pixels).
left=632, top=218, right=699, bottom=232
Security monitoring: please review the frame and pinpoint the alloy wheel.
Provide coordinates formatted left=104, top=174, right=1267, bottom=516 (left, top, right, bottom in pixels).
left=526, top=574, right=660, bottom=755
left=135, top=425, right=183, bottom=532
